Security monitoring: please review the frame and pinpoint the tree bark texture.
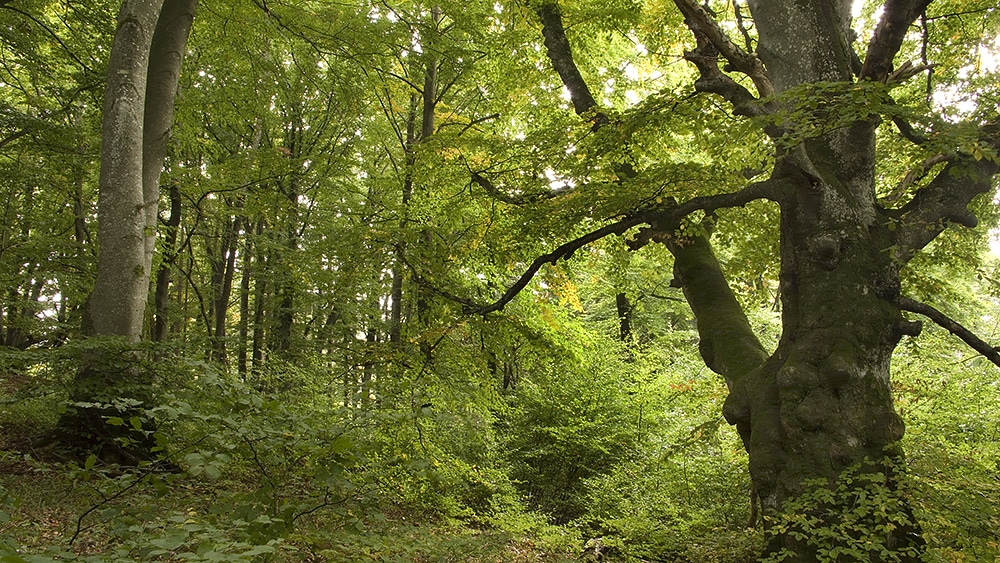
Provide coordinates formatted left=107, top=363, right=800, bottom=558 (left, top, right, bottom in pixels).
left=143, top=0, right=198, bottom=271
left=89, top=0, right=163, bottom=338
left=90, top=0, right=196, bottom=340
left=672, top=0, right=995, bottom=559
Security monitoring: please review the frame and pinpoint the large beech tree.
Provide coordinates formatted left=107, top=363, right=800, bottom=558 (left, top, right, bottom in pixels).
left=56, top=0, right=197, bottom=460
left=456, top=0, right=1000, bottom=559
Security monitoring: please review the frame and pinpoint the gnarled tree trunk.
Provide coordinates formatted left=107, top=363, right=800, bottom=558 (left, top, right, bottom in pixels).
left=664, top=0, right=997, bottom=559
left=525, top=0, right=1000, bottom=559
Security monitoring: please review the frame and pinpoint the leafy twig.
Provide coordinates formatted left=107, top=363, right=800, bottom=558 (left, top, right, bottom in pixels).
left=69, top=434, right=210, bottom=545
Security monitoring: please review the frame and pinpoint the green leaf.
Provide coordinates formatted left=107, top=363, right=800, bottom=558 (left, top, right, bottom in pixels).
left=150, top=530, right=187, bottom=551
left=202, top=465, right=222, bottom=480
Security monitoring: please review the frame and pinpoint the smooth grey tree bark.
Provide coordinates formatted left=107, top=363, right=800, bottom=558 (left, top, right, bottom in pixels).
left=87, top=0, right=167, bottom=339
left=88, top=0, right=197, bottom=339
left=58, top=0, right=198, bottom=463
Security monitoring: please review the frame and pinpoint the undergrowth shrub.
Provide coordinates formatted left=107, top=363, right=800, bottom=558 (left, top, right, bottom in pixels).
left=760, top=460, right=923, bottom=563
left=580, top=422, right=759, bottom=563
left=499, top=334, right=641, bottom=524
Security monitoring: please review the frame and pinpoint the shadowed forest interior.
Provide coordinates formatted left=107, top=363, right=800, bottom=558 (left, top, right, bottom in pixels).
left=2, top=0, right=1000, bottom=561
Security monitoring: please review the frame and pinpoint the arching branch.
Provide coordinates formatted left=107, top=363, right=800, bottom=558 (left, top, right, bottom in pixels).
left=420, top=179, right=780, bottom=314
left=893, top=141, right=999, bottom=262
left=404, top=211, right=662, bottom=315
left=470, top=170, right=575, bottom=205
left=899, top=296, right=1000, bottom=368
left=891, top=114, right=929, bottom=145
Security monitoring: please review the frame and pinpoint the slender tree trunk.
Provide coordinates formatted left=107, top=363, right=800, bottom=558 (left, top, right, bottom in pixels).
left=388, top=94, right=419, bottom=345
left=360, top=325, right=377, bottom=406
left=389, top=18, right=439, bottom=349
left=210, top=215, right=241, bottom=366
left=615, top=292, right=632, bottom=343
left=273, top=121, right=303, bottom=357
left=237, top=220, right=253, bottom=378
left=153, top=185, right=181, bottom=342
left=251, top=222, right=267, bottom=380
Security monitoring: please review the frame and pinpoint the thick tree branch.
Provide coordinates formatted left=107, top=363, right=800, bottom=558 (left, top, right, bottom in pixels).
left=894, top=155, right=998, bottom=263
left=531, top=2, right=605, bottom=125
left=667, top=233, right=769, bottom=382
left=522, top=0, right=775, bottom=391
left=673, top=0, right=774, bottom=99
left=439, top=180, right=780, bottom=314
left=684, top=49, right=768, bottom=119
left=859, top=0, right=933, bottom=82
left=899, top=296, right=1000, bottom=368
left=886, top=60, right=934, bottom=85
left=891, top=114, right=929, bottom=145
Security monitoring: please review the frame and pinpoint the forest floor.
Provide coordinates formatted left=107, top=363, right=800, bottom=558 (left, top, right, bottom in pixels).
left=0, top=383, right=582, bottom=562
left=0, top=448, right=582, bottom=563
left=0, top=371, right=598, bottom=563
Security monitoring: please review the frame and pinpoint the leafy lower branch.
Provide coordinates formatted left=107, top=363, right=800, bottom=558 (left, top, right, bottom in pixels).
left=407, top=179, right=779, bottom=315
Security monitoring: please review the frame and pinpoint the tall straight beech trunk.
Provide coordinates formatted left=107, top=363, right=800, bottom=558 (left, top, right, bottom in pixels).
left=237, top=220, right=254, bottom=379
left=58, top=0, right=197, bottom=462
left=527, top=0, right=1000, bottom=559
left=210, top=215, right=241, bottom=366
left=388, top=94, right=419, bottom=345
